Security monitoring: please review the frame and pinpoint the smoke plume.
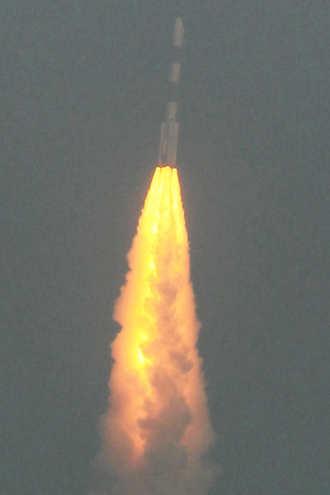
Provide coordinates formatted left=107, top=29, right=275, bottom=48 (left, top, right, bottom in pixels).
left=92, top=167, right=217, bottom=495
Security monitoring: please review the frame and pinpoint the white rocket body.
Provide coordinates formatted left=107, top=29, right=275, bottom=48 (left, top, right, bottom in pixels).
left=159, top=18, right=183, bottom=167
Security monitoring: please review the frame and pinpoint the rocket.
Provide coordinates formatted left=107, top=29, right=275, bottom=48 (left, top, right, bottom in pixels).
left=158, top=18, right=184, bottom=167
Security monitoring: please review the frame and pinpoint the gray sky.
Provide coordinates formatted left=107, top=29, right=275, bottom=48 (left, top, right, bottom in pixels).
left=2, top=1, right=329, bottom=494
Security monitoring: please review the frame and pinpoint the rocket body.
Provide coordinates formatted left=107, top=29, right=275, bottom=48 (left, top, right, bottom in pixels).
left=159, top=18, right=184, bottom=167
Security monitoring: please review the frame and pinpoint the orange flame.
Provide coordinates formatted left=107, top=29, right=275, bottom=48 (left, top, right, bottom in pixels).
left=99, top=167, right=216, bottom=495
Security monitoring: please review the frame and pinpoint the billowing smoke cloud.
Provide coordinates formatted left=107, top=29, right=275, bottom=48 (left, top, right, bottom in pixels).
left=92, top=167, right=218, bottom=495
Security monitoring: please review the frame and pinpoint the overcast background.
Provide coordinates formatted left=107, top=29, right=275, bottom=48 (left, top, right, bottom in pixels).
left=1, top=1, right=329, bottom=494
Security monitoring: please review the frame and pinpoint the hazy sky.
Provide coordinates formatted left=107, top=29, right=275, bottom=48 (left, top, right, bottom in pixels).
left=2, top=1, right=329, bottom=494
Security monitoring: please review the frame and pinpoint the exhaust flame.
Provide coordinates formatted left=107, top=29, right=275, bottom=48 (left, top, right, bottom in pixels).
left=94, top=167, right=217, bottom=495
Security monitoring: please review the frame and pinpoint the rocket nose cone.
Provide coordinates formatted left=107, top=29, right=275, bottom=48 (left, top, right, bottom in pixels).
left=175, top=18, right=183, bottom=31
left=173, top=18, right=184, bottom=47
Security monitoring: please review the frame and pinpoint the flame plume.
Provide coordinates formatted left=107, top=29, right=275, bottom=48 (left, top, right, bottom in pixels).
left=94, top=167, right=217, bottom=495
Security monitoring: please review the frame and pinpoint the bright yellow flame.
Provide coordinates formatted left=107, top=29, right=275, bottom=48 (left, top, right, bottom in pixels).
left=102, top=166, right=215, bottom=485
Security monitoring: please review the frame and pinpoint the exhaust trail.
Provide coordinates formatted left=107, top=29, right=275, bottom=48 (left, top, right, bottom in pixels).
left=92, top=167, right=217, bottom=495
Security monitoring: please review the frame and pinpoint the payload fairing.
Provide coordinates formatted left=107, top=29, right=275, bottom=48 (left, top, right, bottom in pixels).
left=158, top=18, right=184, bottom=167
